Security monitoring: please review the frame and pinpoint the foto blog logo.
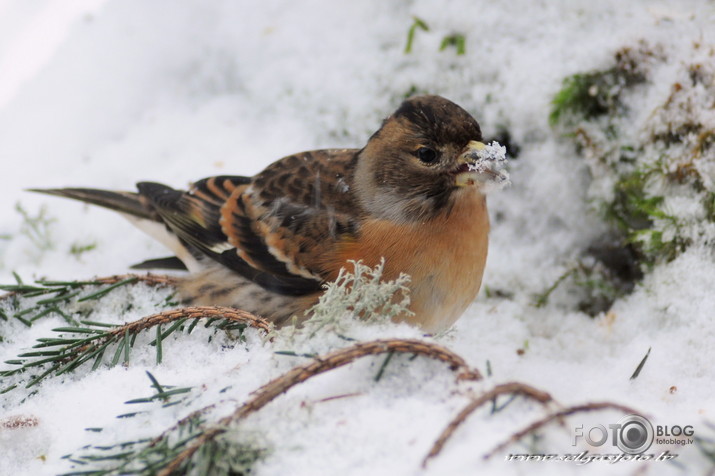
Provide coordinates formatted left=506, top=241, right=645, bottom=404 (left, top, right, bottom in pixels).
left=573, top=414, right=654, bottom=454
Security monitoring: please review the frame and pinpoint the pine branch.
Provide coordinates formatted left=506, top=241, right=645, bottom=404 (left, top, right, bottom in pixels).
left=159, top=338, right=482, bottom=475
left=62, top=411, right=209, bottom=475
left=484, top=401, right=644, bottom=459
left=1, top=306, right=271, bottom=393
left=63, top=372, right=264, bottom=475
left=64, top=338, right=474, bottom=475
left=0, top=273, right=176, bottom=302
left=119, top=371, right=193, bottom=416
left=91, top=274, right=178, bottom=288
left=422, top=382, right=552, bottom=467
left=0, top=274, right=177, bottom=328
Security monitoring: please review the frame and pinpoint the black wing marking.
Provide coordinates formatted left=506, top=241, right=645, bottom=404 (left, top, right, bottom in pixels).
left=137, top=181, right=323, bottom=296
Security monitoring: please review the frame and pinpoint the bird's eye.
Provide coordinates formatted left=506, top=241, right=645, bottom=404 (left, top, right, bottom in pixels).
left=416, top=147, right=438, bottom=164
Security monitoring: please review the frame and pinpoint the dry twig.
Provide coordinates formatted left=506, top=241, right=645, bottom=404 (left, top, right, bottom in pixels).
left=93, top=273, right=178, bottom=287
left=423, top=381, right=552, bottom=467
left=0, top=273, right=176, bottom=301
left=69, top=306, right=272, bottom=358
left=484, top=401, right=643, bottom=459
left=112, top=306, right=270, bottom=337
left=158, top=338, right=482, bottom=475
left=0, top=414, right=40, bottom=430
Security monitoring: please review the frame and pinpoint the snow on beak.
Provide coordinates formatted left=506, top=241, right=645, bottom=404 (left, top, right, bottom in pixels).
left=454, top=141, right=510, bottom=191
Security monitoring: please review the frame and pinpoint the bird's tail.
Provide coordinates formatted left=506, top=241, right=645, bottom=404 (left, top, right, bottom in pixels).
left=28, top=187, right=157, bottom=221
left=30, top=186, right=195, bottom=271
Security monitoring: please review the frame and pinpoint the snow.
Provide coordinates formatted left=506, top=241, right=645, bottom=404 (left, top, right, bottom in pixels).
left=1, top=1, right=714, bottom=475
left=467, top=140, right=510, bottom=191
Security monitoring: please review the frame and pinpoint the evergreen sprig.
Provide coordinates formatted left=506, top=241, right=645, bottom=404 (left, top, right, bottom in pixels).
left=0, top=306, right=270, bottom=394
left=63, top=418, right=264, bottom=476
left=159, top=339, right=481, bottom=475
left=63, top=337, right=479, bottom=475
left=61, top=338, right=481, bottom=475
left=62, top=372, right=264, bottom=476
left=119, top=371, right=194, bottom=417
left=0, top=274, right=176, bottom=327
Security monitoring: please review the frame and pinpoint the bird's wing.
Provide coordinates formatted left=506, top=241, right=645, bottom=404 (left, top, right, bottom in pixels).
left=222, top=149, right=361, bottom=281
left=140, top=150, right=361, bottom=296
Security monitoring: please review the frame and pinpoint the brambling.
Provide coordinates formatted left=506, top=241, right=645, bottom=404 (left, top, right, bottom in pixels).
left=33, top=95, right=509, bottom=333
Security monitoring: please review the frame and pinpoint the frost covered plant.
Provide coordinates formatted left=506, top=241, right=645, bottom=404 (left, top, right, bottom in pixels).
left=551, top=41, right=715, bottom=267
left=15, top=202, right=56, bottom=259
left=287, top=260, right=412, bottom=339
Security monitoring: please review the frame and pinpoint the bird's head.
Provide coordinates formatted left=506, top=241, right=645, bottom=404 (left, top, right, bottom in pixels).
left=354, top=95, right=499, bottom=223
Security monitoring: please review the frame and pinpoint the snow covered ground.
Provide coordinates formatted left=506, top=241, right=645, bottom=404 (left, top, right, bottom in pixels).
left=1, top=1, right=714, bottom=475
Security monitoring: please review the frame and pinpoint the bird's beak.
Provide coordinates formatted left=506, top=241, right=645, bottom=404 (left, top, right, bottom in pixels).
left=455, top=141, right=487, bottom=187
left=454, top=140, right=509, bottom=188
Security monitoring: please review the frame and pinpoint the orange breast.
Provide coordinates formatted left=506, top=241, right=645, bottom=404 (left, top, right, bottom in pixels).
left=328, top=189, right=489, bottom=332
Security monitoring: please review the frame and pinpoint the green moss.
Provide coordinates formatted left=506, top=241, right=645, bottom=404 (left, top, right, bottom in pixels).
left=549, top=40, right=715, bottom=284
left=550, top=72, right=617, bottom=126
left=704, top=193, right=715, bottom=222
left=608, top=171, right=666, bottom=231
left=549, top=46, right=653, bottom=127
left=602, top=170, right=692, bottom=266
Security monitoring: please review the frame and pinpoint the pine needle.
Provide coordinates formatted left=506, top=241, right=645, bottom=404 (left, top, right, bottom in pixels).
left=0, top=307, right=271, bottom=393
left=630, top=347, right=652, bottom=380
left=158, top=339, right=481, bottom=475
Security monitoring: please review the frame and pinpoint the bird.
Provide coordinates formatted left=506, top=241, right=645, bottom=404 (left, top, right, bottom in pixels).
left=32, top=95, right=509, bottom=333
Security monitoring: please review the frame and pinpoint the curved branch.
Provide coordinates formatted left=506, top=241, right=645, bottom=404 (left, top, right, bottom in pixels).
left=0, top=273, right=177, bottom=301
left=70, top=306, right=272, bottom=357
left=423, top=382, right=552, bottom=467
left=158, top=339, right=482, bottom=475
left=93, top=273, right=178, bottom=287
left=114, top=306, right=270, bottom=336
left=1, top=307, right=271, bottom=387
left=484, top=401, right=644, bottom=459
